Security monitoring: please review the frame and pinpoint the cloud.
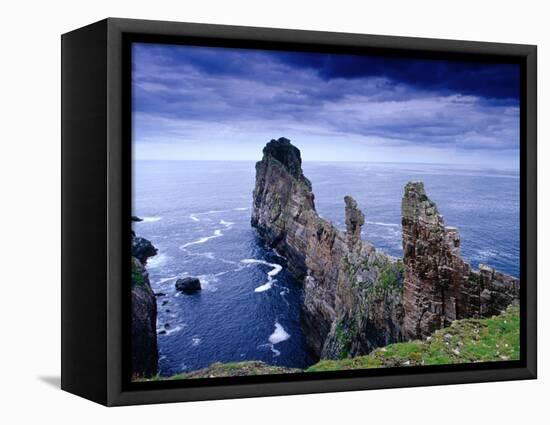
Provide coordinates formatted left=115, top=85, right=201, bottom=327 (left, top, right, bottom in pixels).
left=131, top=43, right=520, bottom=167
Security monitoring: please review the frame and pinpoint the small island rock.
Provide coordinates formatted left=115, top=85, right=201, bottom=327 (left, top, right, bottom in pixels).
left=176, top=277, right=202, bottom=293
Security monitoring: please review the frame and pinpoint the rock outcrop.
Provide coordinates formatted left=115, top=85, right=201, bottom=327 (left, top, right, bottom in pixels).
left=175, top=277, right=202, bottom=294
left=252, top=138, right=403, bottom=357
left=252, top=138, right=520, bottom=361
left=132, top=236, right=158, bottom=264
left=401, top=182, right=520, bottom=339
left=131, top=233, right=158, bottom=378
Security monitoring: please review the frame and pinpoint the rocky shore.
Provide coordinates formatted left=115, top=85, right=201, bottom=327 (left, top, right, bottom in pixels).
left=251, top=137, right=520, bottom=360
left=131, top=231, right=159, bottom=378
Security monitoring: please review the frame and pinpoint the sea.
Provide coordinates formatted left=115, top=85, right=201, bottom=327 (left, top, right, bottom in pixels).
left=132, top=160, right=519, bottom=376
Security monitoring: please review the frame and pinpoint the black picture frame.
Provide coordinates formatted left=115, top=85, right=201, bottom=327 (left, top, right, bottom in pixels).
left=61, top=17, right=537, bottom=406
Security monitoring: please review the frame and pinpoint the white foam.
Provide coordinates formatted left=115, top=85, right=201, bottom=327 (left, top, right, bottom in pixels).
left=146, top=253, right=169, bottom=269
left=254, top=282, right=274, bottom=292
left=366, top=221, right=399, bottom=227
left=272, top=248, right=286, bottom=259
left=180, top=229, right=223, bottom=249
left=140, top=216, right=162, bottom=223
left=220, top=219, right=234, bottom=227
left=188, top=209, right=232, bottom=223
left=269, top=322, right=290, bottom=345
left=234, top=207, right=249, bottom=211
left=221, top=259, right=237, bottom=265
left=159, top=325, right=182, bottom=336
left=241, top=259, right=283, bottom=293
left=191, top=337, right=201, bottom=347
left=157, top=275, right=179, bottom=284
left=477, top=249, right=498, bottom=260
left=195, top=274, right=220, bottom=291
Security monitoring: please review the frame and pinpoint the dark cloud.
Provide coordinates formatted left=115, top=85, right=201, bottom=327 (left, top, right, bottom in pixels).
left=131, top=43, right=520, bottom=163
left=135, top=44, right=520, bottom=100
left=275, top=52, right=520, bottom=100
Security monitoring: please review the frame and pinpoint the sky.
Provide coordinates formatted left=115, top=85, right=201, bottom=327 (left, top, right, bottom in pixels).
left=132, top=43, right=520, bottom=169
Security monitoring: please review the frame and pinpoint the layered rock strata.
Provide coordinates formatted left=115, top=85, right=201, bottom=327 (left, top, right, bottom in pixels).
left=401, top=182, right=520, bottom=339
left=252, top=138, right=520, bottom=360
left=131, top=233, right=159, bottom=378
left=252, top=138, right=403, bottom=357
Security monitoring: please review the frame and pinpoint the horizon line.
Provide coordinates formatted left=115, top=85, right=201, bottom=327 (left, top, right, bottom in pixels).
left=131, top=158, right=519, bottom=171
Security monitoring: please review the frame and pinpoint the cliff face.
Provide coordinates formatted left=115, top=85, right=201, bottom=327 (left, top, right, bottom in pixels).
left=131, top=234, right=159, bottom=378
left=252, top=138, right=345, bottom=353
left=252, top=138, right=520, bottom=361
left=252, top=138, right=403, bottom=357
left=401, top=182, right=520, bottom=339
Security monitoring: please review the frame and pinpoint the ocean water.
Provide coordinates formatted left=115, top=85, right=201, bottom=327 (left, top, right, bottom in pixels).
left=132, top=160, right=519, bottom=375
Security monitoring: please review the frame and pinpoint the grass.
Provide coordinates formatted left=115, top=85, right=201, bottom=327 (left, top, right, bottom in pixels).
left=136, top=305, right=519, bottom=381
left=307, top=304, right=519, bottom=372
left=131, top=259, right=145, bottom=287
left=137, top=361, right=301, bottom=381
left=333, top=320, right=358, bottom=359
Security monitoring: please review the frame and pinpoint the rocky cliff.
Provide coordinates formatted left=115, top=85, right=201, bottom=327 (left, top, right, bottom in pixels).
left=131, top=233, right=159, bottom=378
left=252, top=138, right=404, bottom=357
left=152, top=305, right=520, bottom=380
left=401, top=182, right=520, bottom=339
left=252, top=138, right=520, bottom=360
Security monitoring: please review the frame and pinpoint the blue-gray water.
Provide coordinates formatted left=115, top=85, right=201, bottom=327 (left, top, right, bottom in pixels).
left=132, top=160, right=519, bottom=376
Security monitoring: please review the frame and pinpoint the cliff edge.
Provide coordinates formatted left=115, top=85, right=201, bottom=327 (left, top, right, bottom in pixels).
left=252, top=138, right=520, bottom=360
left=131, top=232, right=159, bottom=378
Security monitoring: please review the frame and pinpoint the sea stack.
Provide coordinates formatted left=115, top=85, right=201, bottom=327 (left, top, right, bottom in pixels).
left=251, top=138, right=521, bottom=361
left=251, top=137, right=401, bottom=357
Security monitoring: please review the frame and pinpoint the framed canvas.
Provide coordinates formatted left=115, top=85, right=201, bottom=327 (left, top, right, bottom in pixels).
left=61, top=18, right=537, bottom=406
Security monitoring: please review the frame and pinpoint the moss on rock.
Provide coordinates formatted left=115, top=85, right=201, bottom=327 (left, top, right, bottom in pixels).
left=308, top=304, right=519, bottom=372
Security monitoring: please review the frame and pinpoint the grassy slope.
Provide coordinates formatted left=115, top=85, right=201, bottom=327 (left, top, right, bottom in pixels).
left=142, top=305, right=519, bottom=380
left=139, top=361, right=301, bottom=381
left=307, top=304, right=519, bottom=372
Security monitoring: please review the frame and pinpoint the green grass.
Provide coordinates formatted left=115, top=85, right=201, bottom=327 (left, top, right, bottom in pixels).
left=307, top=304, right=519, bottom=372
left=333, top=320, right=357, bottom=359
left=137, top=306, right=519, bottom=380
left=131, top=260, right=145, bottom=287
left=136, top=361, right=302, bottom=381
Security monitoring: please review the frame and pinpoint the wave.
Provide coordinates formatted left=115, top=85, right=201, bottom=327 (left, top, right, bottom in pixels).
left=146, top=253, right=170, bottom=269
left=139, top=216, right=162, bottom=223
left=188, top=210, right=231, bottom=222
left=267, top=322, right=291, bottom=356
left=241, top=259, right=283, bottom=293
left=269, top=322, right=290, bottom=344
left=254, top=282, right=273, bottom=293
left=272, top=248, right=286, bottom=259
left=180, top=229, right=223, bottom=249
left=158, top=325, right=183, bottom=336
left=196, top=274, right=220, bottom=292
left=234, top=207, right=249, bottom=211
left=191, top=337, right=201, bottom=347
left=180, top=217, right=235, bottom=251
left=156, top=275, right=180, bottom=284
left=366, top=221, right=400, bottom=228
